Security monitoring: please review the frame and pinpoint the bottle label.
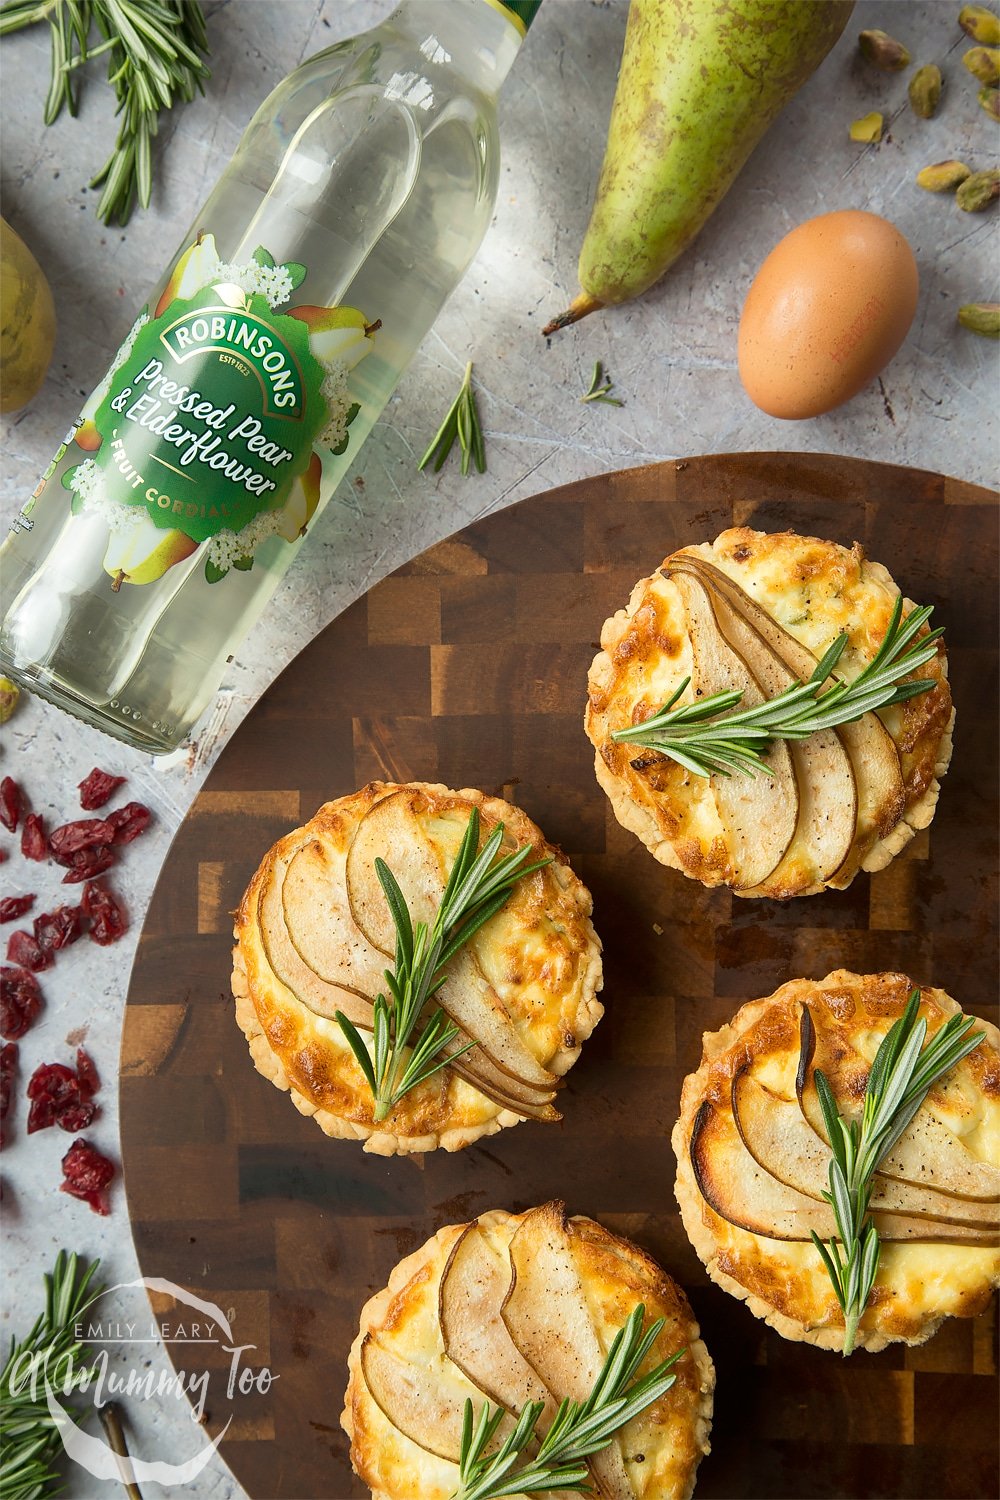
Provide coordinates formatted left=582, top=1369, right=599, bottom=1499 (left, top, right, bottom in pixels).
left=484, top=0, right=542, bottom=36
left=61, top=233, right=377, bottom=585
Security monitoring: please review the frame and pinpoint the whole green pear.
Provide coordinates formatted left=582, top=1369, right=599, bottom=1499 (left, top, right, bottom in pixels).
left=546, top=0, right=853, bottom=331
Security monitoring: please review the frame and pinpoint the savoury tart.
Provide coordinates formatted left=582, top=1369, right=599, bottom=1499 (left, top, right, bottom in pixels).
left=586, top=528, right=953, bottom=897
left=342, top=1202, right=715, bottom=1500
left=232, top=781, right=603, bottom=1155
left=673, top=970, right=1000, bottom=1353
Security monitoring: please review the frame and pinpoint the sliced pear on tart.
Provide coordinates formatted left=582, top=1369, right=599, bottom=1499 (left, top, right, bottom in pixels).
left=672, top=552, right=906, bottom=886
left=691, top=1096, right=994, bottom=1245
left=732, top=1065, right=999, bottom=1228
left=344, top=787, right=560, bottom=1098
left=674, top=971, right=1000, bottom=1352
left=439, top=1222, right=556, bottom=1422
left=668, top=561, right=858, bottom=896
left=263, top=836, right=559, bottom=1120
left=233, top=782, right=601, bottom=1153
left=796, top=1005, right=1000, bottom=1203
left=667, top=570, right=798, bottom=891
left=502, top=1202, right=636, bottom=1500
left=360, top=1333, right=513, bottom=1463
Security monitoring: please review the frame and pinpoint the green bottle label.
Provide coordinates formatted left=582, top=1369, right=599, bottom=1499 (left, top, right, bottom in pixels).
left=62, top=233, right=376, bottom=586
left=485, top=0, right=542, bottom=36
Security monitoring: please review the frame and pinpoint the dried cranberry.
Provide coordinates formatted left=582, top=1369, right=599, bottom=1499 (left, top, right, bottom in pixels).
left=75, top=1047, right=100, bottom=1099
left=61, top=847, right=115, bottom=884
left=56, top=1101, right=96, bottom=1133
left=0, top=895, right=35, bottom=924
left=78, top=768, right=126, bottom=811
left=33, top=906, right=83, bottom=953
left=27, top=1055, right=100, bottom=1134
left=49, top=818, right=117, bottom=862
left=60, top=1138, right=115, bottom=1214
left=107, top=802, right=151, bottom=845
left=0, top=778, right=21, bottom=834
left=27, top=1062, right=79, bottom=1132
left=81, top=880, right=127, bottom=945
left=0, top=967, right=42, bottom=1040
left=6, top=929, right=52, bottom=972
left=0, top=1042, right=17, bottom=1149
left=21, top=815, right=48, bottom=862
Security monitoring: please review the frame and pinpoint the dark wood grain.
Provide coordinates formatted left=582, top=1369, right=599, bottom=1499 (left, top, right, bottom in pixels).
left=120, top=454, right=999, bottom=1500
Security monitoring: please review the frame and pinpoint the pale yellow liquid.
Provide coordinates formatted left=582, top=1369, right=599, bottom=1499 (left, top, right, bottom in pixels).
left=0, top=1, right=519, bottom=750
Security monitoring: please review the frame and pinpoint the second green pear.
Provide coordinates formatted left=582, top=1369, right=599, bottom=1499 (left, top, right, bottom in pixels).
left=548, top=0, right=854, bottom=329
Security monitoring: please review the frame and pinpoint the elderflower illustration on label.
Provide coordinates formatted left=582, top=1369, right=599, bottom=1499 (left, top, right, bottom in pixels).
left=60, top=232, right=377, bottom=589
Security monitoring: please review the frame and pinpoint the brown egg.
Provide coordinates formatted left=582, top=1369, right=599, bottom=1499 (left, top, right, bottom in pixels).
left=738, top=210, right=919, bottom=419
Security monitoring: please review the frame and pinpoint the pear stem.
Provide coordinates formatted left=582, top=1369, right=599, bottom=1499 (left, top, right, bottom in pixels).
left=541, top=291, right=604, bottom=336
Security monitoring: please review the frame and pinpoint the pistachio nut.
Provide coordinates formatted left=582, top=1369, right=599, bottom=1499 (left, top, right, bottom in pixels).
left=858, top=28, right=911, bottom=70
left=909, top=63, right=943, bottom=117
left=916, top=160, right=973, bottom=191
left=963, top=44, right=1000, bottom=82
left=979, top=84, right=1000, bottom=118
left=958, top=5, right=1000, bottom=45
left=956, top=168, right=1000, bottom=209
left=849, top=111, right=885, bottom=143
left=957, top=301, right=1000, bottom=337
left=0, top=678, right=19, bottom=725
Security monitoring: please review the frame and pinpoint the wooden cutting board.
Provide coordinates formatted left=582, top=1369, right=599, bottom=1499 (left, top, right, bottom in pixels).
left=120, top=453, right=999, bottom=1500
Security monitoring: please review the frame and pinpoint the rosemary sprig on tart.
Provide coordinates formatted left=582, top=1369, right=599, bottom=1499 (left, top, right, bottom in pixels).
left=451, top=1303, right=682, bottom=1500
left=810, top=989, right=985, bottom=1355
left=335, top=808, right=550, bottom=1121
left=613, top=594, right=943, bottom=779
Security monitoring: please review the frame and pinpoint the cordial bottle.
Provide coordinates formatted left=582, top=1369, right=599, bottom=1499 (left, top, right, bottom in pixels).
left=0, top=0, right=539, bottom=751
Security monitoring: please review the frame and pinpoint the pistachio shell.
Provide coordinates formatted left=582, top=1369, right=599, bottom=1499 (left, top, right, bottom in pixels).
left=909, top=63, right=943, bottom=117
left=916, top=160, right=973, bottom=191
left=858, top=28, right=910, bottom=70
left=956, top=168, right=1000, bottom=210
left=958, top=5, right=1000, bottom=45
left=957, top=301, right=1000, bottom=336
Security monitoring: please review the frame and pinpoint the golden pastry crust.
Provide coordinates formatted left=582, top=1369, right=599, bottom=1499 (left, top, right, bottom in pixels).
left=232, top=781, right=604, bottom=1155
left=673, top=971, right=1000, bottom=1352
left=342, top=1207, right=715, bottom=1500
left=586, top=528, right=954, bottom=897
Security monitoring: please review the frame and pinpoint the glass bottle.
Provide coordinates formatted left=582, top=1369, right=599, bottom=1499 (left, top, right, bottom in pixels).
left=0, top=0, right=539, bottom=752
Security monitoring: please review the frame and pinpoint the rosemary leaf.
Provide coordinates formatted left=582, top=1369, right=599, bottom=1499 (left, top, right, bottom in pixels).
left=579, top=359, right=623, bottom=406
left=419, top=362, right=486, bottom=476
left=809, top=990, right=984, bottom=1354
left=1, top=0, right=211, bottom=225
left=335, top=808, right=549, bottom=1121
left=0, top=1251, right=103, bottom=1500
left=452, top=1304, right=683, bottom=1500
left=613, top=596, right=944, bottom=779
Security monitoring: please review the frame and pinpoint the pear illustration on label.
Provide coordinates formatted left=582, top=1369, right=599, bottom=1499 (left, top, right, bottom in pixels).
left=65, top=235, right=377, bottom=588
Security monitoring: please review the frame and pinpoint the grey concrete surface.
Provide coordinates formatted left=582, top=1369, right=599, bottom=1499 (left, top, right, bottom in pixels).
left=0, top=1, right=997, bottom=1496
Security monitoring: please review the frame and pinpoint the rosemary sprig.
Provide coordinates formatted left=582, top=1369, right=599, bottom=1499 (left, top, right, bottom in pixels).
left=0, top=0, right=211, bottom=225
left=579, top=360, right=623, bottom=406
left=418, top=361, right=486, bottom=477
left=452, top=1304, right=683, bottom=1500
left=612, top=596, right=943, bottom=778
left=336, top=809, right=550, bottom=1121
left=0, top=1251, right=103, bottom=1500
left=810, top=990, right=984, bottom=1355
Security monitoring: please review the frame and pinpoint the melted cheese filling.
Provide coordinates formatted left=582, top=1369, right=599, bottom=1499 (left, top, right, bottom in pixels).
left=240, top=789, right=600, bottom=1135
left=351, top=1214, right=710, bottom=1500
left=712, top=1024, right=1000, bottom=1336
